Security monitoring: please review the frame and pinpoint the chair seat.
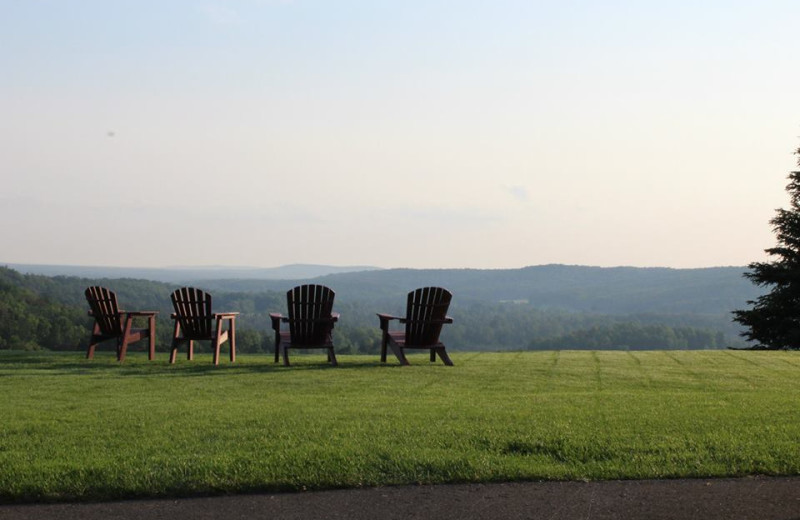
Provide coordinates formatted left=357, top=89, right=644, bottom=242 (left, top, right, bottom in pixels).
left=93, top=327, right=148, bottom=340
left=386, top=331, right=446, bottom=349
left=277, top=330, right=334, bottom=348
left=179, top=329, right=229, bottom=341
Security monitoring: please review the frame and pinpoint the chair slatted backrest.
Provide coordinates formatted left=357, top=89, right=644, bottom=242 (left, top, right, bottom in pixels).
left=405, top=287, right=452, bottom=347
left=85, top=286, right=122, bottom=336
left=287, top=284, right=335, bottom=346
left=171, top=287, right=213, bottom=339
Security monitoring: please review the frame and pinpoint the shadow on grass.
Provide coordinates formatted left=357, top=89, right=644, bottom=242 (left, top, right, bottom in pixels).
left=0, top=351, right=415, bottom=377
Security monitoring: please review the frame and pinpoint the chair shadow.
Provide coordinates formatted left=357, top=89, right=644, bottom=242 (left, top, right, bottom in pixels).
left=0, top=351, right=407, bottom=377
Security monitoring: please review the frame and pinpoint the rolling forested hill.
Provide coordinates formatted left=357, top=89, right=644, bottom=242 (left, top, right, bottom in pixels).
left=0, top=264, right=761, bottom=352
left=5, top=263, right=381, bottom=282
left=195, top=264, right=758, bottom=314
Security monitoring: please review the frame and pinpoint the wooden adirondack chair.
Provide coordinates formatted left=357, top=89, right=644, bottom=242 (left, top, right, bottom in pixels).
left=170, top=287, right=238, bottom=365
left=269, top=284, right=339, bottom=366
left=377, top=287, right=454, bottom=366
left=84, top=286, right=157, bottom=362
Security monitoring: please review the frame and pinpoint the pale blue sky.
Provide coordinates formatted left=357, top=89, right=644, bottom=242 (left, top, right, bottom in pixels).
left=2, top=1, right=799, bottom=269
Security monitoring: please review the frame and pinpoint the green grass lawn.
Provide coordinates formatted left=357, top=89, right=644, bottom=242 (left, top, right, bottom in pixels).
left=1, top=349, right=799, bottom=503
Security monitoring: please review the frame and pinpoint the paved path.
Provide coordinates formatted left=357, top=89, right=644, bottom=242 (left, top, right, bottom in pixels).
left=1, top=477, right=799, bottom=520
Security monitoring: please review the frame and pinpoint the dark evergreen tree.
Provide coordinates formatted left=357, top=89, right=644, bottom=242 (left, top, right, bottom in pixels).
left=733, top=147, right=800, bottom=349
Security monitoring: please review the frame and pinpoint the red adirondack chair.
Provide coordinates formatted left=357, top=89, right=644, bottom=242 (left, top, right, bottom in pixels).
left=377, top=287, right=454, bottom=366
left=170, top=287, right=238, bottom=365
left=84, top=286, right=157, bottom=362
left=269, top=284, right=339, bottom=366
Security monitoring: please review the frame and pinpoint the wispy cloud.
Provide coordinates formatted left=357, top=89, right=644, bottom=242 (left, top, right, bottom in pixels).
left=504, top=185, right=529, bottom=203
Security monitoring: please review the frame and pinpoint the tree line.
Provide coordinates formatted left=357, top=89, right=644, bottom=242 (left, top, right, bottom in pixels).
left=527, top=323, right=726, bottom=350
left=0, top=266, right=745, bottom=354
left=0, top=268, right=86, bottom=350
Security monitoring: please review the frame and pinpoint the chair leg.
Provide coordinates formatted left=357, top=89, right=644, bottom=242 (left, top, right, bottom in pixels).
left=436, top=348, right=454, bottom=366
left=119, top=337, right=130, bottom=362
left=380, top=334, right=388, bottom=363
left=188, top=340, right=194, bottom=361
left=213, top=319, right=223, bottom=366
left=281, top=344, right=291, bottom=367
left=169, top=340, right=179, bottom=364
left=212, top=342, right=220, bottom=366
left=389, top=342, right=410, bottom=366
left=148, top=316, right=156, bottom=361
left=87, top=324, right=100, bottom=359
left=229, top=319, right=236, bottom=363
left=430, top=349, right=436, bottom=362
left=118, top=316, right=134, bottom=362
left=328, top=347, right=338, bottom=367
left=170, top=320, right=180, bottom=364
left=87, top=335, right=99, bottom=360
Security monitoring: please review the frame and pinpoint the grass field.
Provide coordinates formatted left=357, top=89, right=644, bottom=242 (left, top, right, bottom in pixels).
left=1, top=350, right=799, bottom=503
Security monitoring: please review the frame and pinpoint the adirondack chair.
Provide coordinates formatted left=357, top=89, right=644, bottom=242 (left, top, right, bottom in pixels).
left=84, top=286, right=157, bottom=362
left=269, top=284, right=339, bottom=366
left=377, top=287, right=454, bottom=366
left=169, top=287, right=238, bottom=365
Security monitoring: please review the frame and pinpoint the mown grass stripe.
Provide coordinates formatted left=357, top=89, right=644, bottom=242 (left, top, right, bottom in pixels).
left=625, top=351, right=654, bottom=386
left=723, top=350, right=764, bottom=367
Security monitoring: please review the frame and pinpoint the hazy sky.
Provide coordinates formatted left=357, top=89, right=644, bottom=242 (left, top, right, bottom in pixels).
left=2, top=1, right=799, bottom=269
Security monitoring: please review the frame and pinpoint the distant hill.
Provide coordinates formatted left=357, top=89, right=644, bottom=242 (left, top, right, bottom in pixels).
left=193, top=264, right=761, bottom=316
left=3, top=263, right=382, bottom=283
left=0, top=264, right=760, bottom=351
left=3, top=262, right=760, bottom=316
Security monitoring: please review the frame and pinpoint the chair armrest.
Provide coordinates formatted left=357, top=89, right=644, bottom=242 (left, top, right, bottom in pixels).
left=402, top=317, right=454, bottom=325
left=214, top=312, right=239, bottom=319
left=377, top=313, right=401, bottom=331
left=126, top=311, right=158, bottom=317
left=325, top=313, right=340, bottom=331
left=269, top=313, right=286, bottom=331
